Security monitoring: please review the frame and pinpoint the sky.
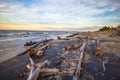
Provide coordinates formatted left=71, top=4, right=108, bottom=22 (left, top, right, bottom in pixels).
left=0, top=0, right=120, bottom=31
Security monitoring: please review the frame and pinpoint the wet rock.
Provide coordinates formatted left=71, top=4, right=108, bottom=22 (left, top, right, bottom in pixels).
left=81, top=72, right=94, bottom=80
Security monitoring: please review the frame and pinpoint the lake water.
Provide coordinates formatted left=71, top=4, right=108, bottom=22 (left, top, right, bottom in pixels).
left=0, top=30, right=74, bottom=63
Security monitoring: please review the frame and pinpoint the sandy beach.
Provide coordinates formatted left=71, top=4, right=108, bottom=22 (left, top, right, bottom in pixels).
left=0, top=32, right=120, bottom=80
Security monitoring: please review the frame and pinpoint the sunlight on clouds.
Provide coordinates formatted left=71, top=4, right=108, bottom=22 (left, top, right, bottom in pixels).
left=0, top=0, right=120, bottom=31
left=0, top=3, right=4, bottom=8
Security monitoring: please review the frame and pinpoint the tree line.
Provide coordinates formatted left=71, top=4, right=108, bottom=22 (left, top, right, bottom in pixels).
left=99, top=24, right=120, bottom=31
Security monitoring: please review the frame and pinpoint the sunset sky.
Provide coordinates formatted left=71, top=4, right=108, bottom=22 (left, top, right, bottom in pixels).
left=0, top=0, right=120, bottom=31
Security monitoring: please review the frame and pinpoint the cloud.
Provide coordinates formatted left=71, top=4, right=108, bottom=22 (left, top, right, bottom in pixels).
left=0, top=0, right=120, bottom=31
left=0, top=3, right=5, bottom=8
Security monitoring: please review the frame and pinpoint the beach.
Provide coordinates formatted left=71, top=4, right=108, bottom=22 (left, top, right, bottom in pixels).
left=0, top=31, right=120, bottom=80
left=0, top=30, right=72, bottom=63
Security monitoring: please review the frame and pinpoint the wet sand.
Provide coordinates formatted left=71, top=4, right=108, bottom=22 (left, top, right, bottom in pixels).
left=0, top=32, right=120, bottom=80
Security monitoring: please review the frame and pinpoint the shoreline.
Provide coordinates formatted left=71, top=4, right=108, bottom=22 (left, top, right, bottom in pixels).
left=0, top=31, right=72, bottom=63
left=0, top=31, right=120, bottom=80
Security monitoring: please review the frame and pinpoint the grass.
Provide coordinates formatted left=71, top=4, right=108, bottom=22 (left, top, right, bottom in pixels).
left=95, top=30, right=114, bottom=35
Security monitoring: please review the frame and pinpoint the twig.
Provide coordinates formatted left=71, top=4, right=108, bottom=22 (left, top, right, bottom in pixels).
left=102, top=61, right=106, bottom=72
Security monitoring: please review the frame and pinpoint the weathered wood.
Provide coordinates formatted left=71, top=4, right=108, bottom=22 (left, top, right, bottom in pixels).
left=27, top=59, right=48, bottom=80
left=28, top=43, right=50, bottom=57
left=73, top=42, right=86, bottom=80
left=38, top=43, right=50, bottom=51
left=18, top=41, right=42, bottom=56
left=19, top=39, right=52, bottom=56
left=40, top=68, right=60, bottom=74
left=64, top=44, right=80, bottom=50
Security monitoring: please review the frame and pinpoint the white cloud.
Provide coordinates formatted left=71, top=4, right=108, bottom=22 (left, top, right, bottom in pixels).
left=0, top=0, right=120, bottom=30
left=0, top=3, right=5, bottom=8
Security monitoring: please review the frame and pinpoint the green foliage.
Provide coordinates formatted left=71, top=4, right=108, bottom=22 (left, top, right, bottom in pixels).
left=99, top=26, right=111, bottom=31
left=98, top=24, right=120, bottom=31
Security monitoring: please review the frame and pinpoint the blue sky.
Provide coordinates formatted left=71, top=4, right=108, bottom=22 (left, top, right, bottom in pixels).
left=0, top=0, right=120, bottom=31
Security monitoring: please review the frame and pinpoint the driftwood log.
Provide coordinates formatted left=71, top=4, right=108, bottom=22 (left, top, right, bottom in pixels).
left=27, top=58, right=48, bottom=80
left=27, top=58, right=61, bottom=80
left=19, top=39, right=53, bottom=56
left=57, top=36, right=70, bottom=40
left=28, top=43, right=50, bottom=57
left=73, top=41, right=86, bottom=80
left=64, top=44, right=80, bottom=50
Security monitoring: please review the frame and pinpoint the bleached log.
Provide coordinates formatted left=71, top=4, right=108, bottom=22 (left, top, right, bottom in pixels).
left=36, top=43, right=50, bottom=57
left=29, top=58, right=35, bottom=74
left=41, top=68, right=60, bottom=74
left=27, top=60, right=48, bottom=80
left=38, top=43, right=50, bottom=50
left=73, top=42, right=86, bottom=80
left=64, top=44, right=80, bottom=50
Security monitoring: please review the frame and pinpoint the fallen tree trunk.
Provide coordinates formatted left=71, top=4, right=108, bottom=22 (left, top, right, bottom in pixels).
left=27, top=58, right=61, bottom=80
left=28, top=43, right=51, bottom=57
left=27, top=58, right=48, bottom=80
left=40, top=68, right=61, bottom=76
left=73, top=41, right=86, bottom=80
left=19, top=39, right=52, bottom=56
left=18, top=41, right=42, bottom=56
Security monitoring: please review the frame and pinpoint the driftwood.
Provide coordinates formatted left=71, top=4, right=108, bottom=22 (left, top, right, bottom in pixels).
left=67, top=33, right=78, bottom=37
left=38, top=43, right=50, bottom=51
left=18, top=41, right=42, bottom=56
left=24, top=41, right=37, bottom=46
left=64, top=44, right=80, bottom=50
left=19, top=39, right=53, bottom=56
left=27, top=58, right=61, bottom=80
left=57, top=36, right=70, bottom=40
left=28, top=43, right=50, bottom=57
left=40, top=68, right=61, bottom=76
left=27, top=58, right=48, bottom=80
left=73, top=42, right=86, bottom=80
left=36, top=43, right=50, bottom=57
